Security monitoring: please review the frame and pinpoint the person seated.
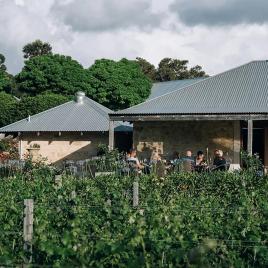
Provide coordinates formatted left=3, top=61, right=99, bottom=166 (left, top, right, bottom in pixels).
left=150, top=151, right=161, bottom=164
left=213, top=149, right=227, bottom=171
left=195, top=150, right=207, bottom=172
left=179, top=150, right=195, bottom=172
left=126, top=149, right=143, bottom=174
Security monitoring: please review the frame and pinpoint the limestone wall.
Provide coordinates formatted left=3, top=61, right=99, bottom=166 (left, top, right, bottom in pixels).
left=20, top=132, right=108, bottom=165
left=133, top=120, right=241, bottom=163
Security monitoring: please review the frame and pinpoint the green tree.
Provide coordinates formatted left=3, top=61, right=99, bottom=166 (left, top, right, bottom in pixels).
left=22, top=40, right=52, bottom=59
left=16, top=54, right=92, bottom=96
left=156, top=58, right=208, bottom=82
left=0, top=54, right=13, bottom=93
left=0, top=53, right=7, bottom=71
left=87, top=58, right=152, bottom=110
left=156, top=58, right=189, bottom=81
left=0, top=71, right=12, bottom=92
left=14, top=92, right=69, bottom=120
left=0, top=92, right=17, bottom=127
left=136, top=57, right=157, bottom=81
left=188, top=65, right=207, bottom=78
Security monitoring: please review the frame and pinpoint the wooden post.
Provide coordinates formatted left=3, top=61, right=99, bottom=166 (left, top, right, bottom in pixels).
left=233, top=121, right=241, bottom=164
left=109, top=120, right=114, bottom=150
left=247, top=120, right=253, bottom=155
left=19, top=138, right=23, bottom=160
left=133, top=181, right=139, bottom=207
left=24, top=199, right=34, bottom=264
left=55, top=175, right=62, bottom=187
left=106, top=199, right=112, bottom=206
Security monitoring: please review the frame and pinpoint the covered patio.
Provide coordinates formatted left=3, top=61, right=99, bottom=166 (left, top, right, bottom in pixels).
left=109, top=61, right=268, bottom=166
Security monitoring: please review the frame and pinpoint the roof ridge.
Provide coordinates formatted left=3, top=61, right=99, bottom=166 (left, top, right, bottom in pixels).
left=152, top=77, right=203, bottom=85
left=83, top=97, right=112, bottom=118
left=113, top=60, right=255, bottom=114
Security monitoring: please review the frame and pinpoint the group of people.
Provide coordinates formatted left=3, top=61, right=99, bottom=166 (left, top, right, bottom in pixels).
left=177, top=149, right=227, bottom=172
left=125, top=148, right=228, bottom=174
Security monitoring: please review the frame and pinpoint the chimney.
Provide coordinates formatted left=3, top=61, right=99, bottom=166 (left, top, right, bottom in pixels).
left=75, top=91, right=85, bottom=104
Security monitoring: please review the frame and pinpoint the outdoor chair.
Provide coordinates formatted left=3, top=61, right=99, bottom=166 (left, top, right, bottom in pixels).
left=155, top=160, right=166, bottom=178
left=179, top=159, right=194, bottom=172
left=210, top=163, right=230, bottom=172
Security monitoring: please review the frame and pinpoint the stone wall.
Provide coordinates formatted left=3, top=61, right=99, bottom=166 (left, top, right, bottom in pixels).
left=20, top=132, right=108, bottom=165
left=133, top=120, right=241, bottom=163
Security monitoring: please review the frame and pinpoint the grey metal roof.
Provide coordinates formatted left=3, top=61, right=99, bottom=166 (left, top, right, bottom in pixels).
left=148, top=78, right=205, bottom=100
left=0, top=95, right=132, bottom=132
left=113, top=61, right=268, bottom=116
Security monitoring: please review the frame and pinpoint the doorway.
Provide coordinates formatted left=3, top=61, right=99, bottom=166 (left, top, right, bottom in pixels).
left=242, top=128, right=265, bottom=162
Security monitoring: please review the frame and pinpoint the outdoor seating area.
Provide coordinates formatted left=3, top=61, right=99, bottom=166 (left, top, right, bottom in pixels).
left=123, top=148, right=237, bottom=177
left=0, top=147, right=245, bottom=179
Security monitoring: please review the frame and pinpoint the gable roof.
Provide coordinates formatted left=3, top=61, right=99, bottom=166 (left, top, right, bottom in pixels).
left=0, top=94, right=131, bottom=133
left=112, top=61, right=268, bottom=116
left=148, top=78, right=205, bottom=101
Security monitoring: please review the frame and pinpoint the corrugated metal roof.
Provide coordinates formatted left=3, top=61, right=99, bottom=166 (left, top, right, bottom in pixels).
left=0, top=95, right=132, bottom=132
left=148, top=78, right=205, bottom=100
left=113, top=61, right=268, bottom=116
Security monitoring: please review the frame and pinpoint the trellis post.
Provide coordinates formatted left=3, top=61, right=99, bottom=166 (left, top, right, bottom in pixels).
left=133, top=181, right=139, bottom=207
left=23, top=199, right=34, bottom=264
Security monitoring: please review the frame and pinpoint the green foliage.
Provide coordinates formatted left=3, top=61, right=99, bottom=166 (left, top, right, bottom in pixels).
left=0, top=139, right=10, bottom=152
left=0, top=92, right=17, bottom=127
left=0, top=54, right=13, bottom=93
left=16, top=54, right=92, bottom=96
left=156, top=58, right=207, bottom=81
left=241, top=151, right=263, bottom=172
left=0, top=92, right=68, bottom=128
left=87, top=58, right=152, bottom=110
left=0, top=138, right=19, bottom=161
left=14, top=92, right=69, bottom=120
left=136, top=57, right=208, bottom=82
left=22, top=40, right=52, bottom=59
left=136, top=57, right=157, bottom=81
left=0, top=53, right=7, bottom=71
left=0, top=171, right=267, bottom=266
left=0, top=71, right=13, bottom=93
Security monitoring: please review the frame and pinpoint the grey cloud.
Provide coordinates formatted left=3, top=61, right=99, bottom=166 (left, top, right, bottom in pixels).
left=51, top=0, right=162, bottom=32
left=171, top=0, right=268, bottom=26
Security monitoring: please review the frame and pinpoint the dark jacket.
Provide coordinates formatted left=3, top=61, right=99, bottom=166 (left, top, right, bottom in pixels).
left=213, top=157, right=227, bottom=171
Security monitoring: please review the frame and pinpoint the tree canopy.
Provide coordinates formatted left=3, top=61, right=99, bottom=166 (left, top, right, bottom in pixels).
left=86, top=58, right=152, bottom=110
left=0, top=54, right=13, bottom=93
left=22, top=40, right=52, bottom=59
left=16, top=54, right=92, bottom=96
left=0, top=92, right=17, bottom=127
left=0, top=54, right=7, bottom=71
left=136, top=57, right=208, bottom=82
left=136, top=57, right=157, bottom=81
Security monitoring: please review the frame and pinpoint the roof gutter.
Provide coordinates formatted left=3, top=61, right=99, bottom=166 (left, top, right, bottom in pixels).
left=109, top=113, right=268, bottom=122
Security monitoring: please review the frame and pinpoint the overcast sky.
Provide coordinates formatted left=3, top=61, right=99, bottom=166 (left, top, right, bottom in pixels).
left=1, top=0, right=268, bottom=75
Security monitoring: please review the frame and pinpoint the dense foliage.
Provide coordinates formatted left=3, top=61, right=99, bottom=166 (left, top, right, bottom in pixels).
left=0, top=54, right=13, bottom=93
left=136, top=57, right=208, bottom=82
left=22, top=40, right=52, bottom=59
left=0, top=92, right=69, bottom=127
left=0, top=169, right=267, bottom=267
left=87, top=58, right=152, bottom=110
left=15, top=54, right=92, bottom=96
left=0, top=92, right=17, bottom=127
